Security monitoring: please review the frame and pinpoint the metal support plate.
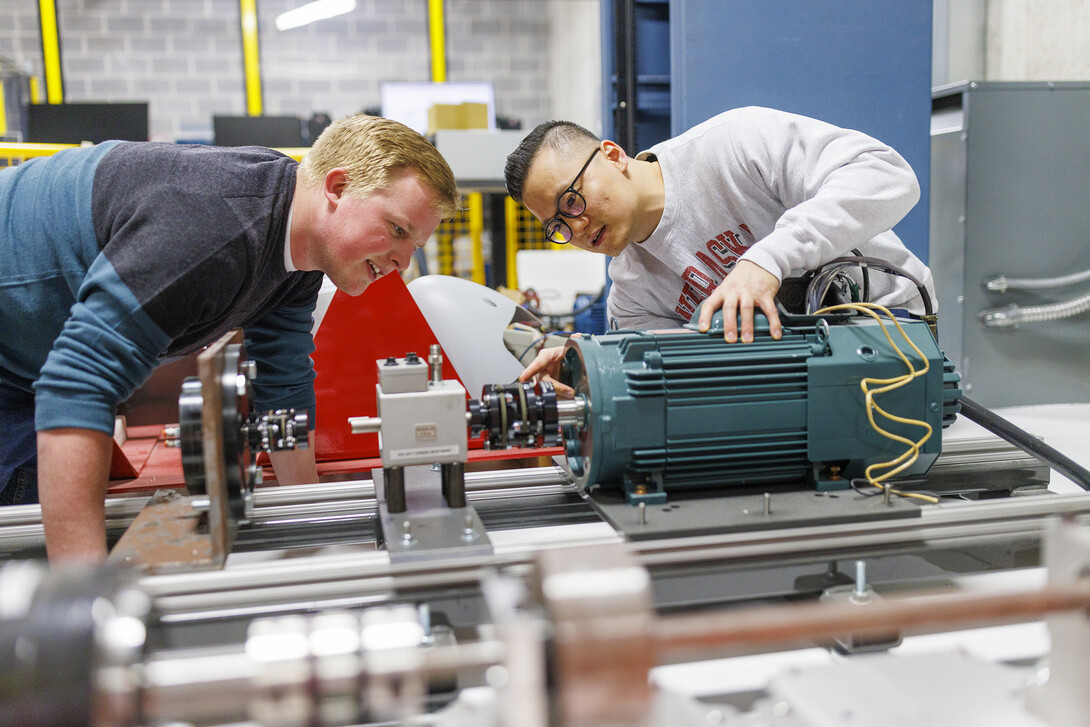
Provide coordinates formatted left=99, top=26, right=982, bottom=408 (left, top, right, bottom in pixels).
left=107, top=489, right=215, bottom=572
left=753, top=651, right=1040, bottom=727
left=107, top=330, right=243, bottom=570
left=373, top=465, right=493, bottom=562
left=198, top=330, right=244, bottom=566
left=587, top=485, right=919, bottom=542
left=581, top=432, right=1050, bottom=541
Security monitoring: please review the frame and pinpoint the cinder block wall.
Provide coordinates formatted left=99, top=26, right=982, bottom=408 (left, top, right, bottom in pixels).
left=1, top=0, right=43, bottom=78
left=66, top=0, right=247, bottom=141
left=258, top=0, right=430, bottom=132
left=1, top=0, right=551, bottom=142
left=445, top=0, right=549, bottom=126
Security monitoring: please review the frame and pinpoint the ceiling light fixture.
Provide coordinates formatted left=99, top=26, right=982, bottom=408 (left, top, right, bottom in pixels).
left=275, top=0, right=357, bottom=32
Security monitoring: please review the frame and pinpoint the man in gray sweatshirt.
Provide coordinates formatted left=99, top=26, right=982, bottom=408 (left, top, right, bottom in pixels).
left=504, top=106, right=934, bottom=388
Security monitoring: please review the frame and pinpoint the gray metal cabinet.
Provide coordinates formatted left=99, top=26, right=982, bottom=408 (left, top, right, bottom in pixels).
left=930, top=81, right=1090, bottom=407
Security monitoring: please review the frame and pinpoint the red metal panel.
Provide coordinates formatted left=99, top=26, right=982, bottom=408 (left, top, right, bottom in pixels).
left=109, top=438, right=139, bottom=479
left=312, top=273, right=470, bottom=461
left=107, top=275, right=516, bottom=494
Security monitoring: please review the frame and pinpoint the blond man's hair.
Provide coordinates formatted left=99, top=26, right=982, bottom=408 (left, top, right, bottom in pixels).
left=300, top=114, right=460, bottom=218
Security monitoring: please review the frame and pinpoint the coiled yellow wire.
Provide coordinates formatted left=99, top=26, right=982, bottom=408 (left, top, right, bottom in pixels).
left=814, top=303, right=939, bottom=504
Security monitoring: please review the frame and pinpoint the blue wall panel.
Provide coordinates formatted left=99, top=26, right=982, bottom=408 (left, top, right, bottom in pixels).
left=669, top=0, right=933, bottom=261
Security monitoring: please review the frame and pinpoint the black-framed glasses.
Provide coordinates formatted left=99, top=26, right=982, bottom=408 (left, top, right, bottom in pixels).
left=543, top=147, right=599, bottom=244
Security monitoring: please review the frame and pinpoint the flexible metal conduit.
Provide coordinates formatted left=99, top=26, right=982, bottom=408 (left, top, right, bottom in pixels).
left=979, top=292, right=1090, bottom=328
left=985, top=268, right=1090, bottom=293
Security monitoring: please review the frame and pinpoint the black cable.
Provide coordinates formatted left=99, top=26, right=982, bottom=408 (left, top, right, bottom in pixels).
left=958, top=396, right=1090, bottom=491
left=815, top=255, right=934, bottom=316
left=849, top=478, right=880, bottom=497
left=850, top=248, right=870, bottom=303
left=849, top=478, right=940, bottom=501
left=806, top=266, right=856, bottom=313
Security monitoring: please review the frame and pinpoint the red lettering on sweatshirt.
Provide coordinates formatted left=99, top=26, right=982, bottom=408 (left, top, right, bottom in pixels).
left=682, top=266, right=718, bottom=297
left=674, top=267, right=719, bottom=319
left=709, top=230, right=747, bottom=259
left=677, top=223, right=753, bottom=321
left=695, top=251, right=727, bottom=278
left=675, top=285, right=702, bottom=319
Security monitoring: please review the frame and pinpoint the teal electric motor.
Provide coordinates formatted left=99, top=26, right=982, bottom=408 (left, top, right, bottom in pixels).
left=544, top=313, right=961, bottom=504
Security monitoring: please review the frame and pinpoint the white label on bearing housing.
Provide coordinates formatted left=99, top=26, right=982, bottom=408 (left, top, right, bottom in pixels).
left=414, top=423, right=438, bottom=440
left=390, top=445, right=460, bottom=459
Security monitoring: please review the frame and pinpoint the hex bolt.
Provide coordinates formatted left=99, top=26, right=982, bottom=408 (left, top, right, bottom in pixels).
left=418, top=603, right=434, bottom=645
left=461, top=514, right=478, bottom=543
left=854, top=560, right=867, bottom=599
left=428, top=344, right=443, bottom=383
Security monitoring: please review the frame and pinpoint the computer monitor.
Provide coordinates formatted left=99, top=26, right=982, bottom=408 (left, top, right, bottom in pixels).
left=212, top=115, right=305, bottom=148
left=26, top=102, right=149, bottom=144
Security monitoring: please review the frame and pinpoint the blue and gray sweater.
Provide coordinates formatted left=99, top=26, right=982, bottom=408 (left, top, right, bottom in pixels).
left=0, top=141, right=324, bottom=437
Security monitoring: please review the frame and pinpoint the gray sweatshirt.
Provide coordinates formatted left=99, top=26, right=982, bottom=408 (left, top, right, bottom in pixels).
left=607, top=106, right=935, bottom=330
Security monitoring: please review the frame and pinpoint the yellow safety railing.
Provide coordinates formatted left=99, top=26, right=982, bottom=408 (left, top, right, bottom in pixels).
left=277, top=147, right=309, bottom=162
left=239, top=0, right=263, bottom=116
left=0, top=142, right=78, bottom=164
left=428, top=0, right=447, bottom=83
left=0, top=142, right=306, bottom=162
left=432, top=192, right=484, bottom=283
left=503, top=197, right=566, bottom=290
left=467, top=193, right=484, bottom=283
left=38, top=0, right=64, bottom=104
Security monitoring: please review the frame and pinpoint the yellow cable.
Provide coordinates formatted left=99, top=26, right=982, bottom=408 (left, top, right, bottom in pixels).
left=815, top=303, right=939, bottom=504
left=842, top=305, right=932, bottom=490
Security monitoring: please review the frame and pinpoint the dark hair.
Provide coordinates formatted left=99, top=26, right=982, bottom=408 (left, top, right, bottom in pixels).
left=504, top=120, right=600, bottom=203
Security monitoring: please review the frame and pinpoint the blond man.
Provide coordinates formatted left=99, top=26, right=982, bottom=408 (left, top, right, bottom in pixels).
left=0, top=114, right=458, bottom=561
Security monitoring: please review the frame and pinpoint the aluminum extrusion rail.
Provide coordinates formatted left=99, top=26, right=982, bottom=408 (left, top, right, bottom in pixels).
left=0, top=465, right=575, bottom=553
left=141, top=492, right=1090, bottom=620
